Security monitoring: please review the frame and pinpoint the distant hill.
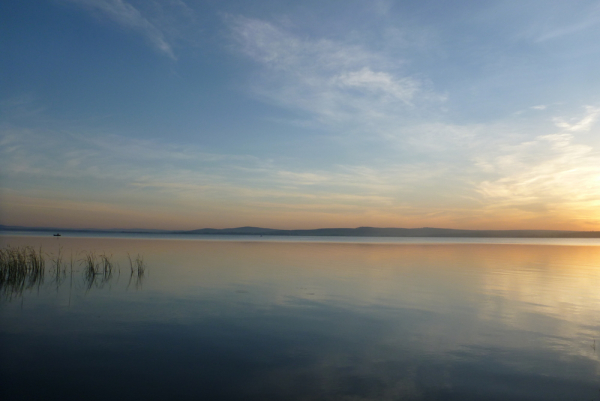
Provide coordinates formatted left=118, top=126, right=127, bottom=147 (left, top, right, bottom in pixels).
left=179, top=226, right=600, bottom=238
left=183, top=226, right=281, bottom=235
left=3, top=225, right=600, bottom=238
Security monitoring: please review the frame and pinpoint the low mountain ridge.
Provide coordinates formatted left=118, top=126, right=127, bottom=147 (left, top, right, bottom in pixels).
left=181, top=226, right=600, bottom=238
left=3, top=225, right=600, bottom=238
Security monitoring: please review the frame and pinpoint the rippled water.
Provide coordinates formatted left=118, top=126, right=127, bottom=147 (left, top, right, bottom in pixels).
left=1, top=234, right=600, bottom=400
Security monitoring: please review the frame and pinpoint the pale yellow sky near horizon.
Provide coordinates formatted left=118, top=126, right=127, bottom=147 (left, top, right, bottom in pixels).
left=2, top=189, right=600, bottom=231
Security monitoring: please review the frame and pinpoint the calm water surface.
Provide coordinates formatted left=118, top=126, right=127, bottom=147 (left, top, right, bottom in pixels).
left=1, top=234, right=600, bottom=400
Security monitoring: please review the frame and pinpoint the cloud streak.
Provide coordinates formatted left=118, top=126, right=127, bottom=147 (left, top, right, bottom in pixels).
left=534, top=7, right=600, bottom=42
left=0, top=126, right=466, bottom=226
left=553, top=106, right=600, bottom=132
left=229, top=16, right=443, bottom=137
left=475, top=107, right=600, bottom=225
left=66, top=0, right=176, bottom=58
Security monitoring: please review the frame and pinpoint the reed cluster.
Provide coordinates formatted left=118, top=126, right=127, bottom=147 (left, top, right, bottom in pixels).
left=0, top=246, right=45, bottom=297
left=0, top=246, right=146, bottom=299
left=51, top=247, right=70, bottom=287
left=82, top=252, right=115, bottom=289
left=127, top=253, right=146, bottom=289
left=127, top=253, right=145, bottom=275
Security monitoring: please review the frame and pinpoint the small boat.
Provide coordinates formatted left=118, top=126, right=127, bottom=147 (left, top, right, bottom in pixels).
left=53, top=233, right=61, bottom=237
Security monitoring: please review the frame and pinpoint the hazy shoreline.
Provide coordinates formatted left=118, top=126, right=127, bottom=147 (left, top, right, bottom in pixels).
left=2, top=225, right=600, bottom=238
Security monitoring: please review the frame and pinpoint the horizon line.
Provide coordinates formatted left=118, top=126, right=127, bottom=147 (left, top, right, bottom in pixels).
left=2, top=224, right=600, bottom=234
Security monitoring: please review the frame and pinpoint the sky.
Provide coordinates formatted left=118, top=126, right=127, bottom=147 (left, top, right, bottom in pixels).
left=1, top=0, right=600, bottom=231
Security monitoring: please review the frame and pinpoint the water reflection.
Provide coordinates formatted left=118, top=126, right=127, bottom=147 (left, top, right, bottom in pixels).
left=1, top=235, right=600, bottom=400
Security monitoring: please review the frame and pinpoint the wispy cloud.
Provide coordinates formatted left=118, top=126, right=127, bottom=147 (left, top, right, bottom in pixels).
left=552, top=106, right=600, bottom=132
left=0, top=94, right=47, bottom=120
left=0, top=127, right=457, bottom=217
left=476, top=121, right=600, bottom=217
left=534, top=9, right=600, bottom=42
left=0, top=128, right=262, bottom=184
left=66, top=0, right=177, bottom=58
left=333, top=68, right=419, bottom=104
left=229, top=16, right=444, bottom=137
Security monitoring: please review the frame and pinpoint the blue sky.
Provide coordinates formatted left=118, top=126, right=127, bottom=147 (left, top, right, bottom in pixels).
left=2, top=0, right=600, bottom=230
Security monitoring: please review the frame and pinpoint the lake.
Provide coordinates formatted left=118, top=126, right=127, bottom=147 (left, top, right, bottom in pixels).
left=1, top=233, right=600, bottom=400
